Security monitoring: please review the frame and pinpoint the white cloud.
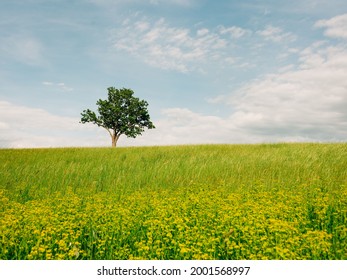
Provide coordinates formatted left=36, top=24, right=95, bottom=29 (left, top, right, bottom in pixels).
left=189, top=15, right=347, bottom=144
left=112, top=17, right=232, bottom=72
left=0, top=101, right=105, bottom=148
left=315, top=13, right=347, bottom=39
left=120, top=108, right=252, bottom=146
left=149, top=0, right=196, bottom=6
left=42, top=81, right=53, bottom=86
left=218, top=25, right=252, bottom=39
left=42, top=81, right=73, bottom=92
left=197, top=28, right=209, bottom=36
left=0, top=121, right=9, bottom=129
left=221, top=43, right=347, bottom=141
left=256, top=25, right=297, bottom=43
left=111, top=17, right=300, bottom=73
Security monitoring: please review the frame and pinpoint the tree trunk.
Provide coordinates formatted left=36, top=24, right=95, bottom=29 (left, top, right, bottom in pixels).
left=111, top=135, right=117, bottom=147
left=111, top=134, right=119, bottom=147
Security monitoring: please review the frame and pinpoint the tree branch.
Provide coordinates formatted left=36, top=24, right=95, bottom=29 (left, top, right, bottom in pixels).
left=103, top=126, right=113, bottom=138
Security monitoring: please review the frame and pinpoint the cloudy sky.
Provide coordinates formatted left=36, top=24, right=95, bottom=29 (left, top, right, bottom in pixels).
left=1, top=0, right=347, bottom=148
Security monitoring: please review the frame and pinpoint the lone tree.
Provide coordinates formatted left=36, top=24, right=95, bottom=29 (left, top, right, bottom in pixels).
left=80, top=87, right=155, bottom=147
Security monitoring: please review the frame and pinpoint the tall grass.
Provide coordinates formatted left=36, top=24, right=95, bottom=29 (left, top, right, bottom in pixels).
left=1, top=143, right=346, bottom=198
left=1, top=143, right=346, bottom=259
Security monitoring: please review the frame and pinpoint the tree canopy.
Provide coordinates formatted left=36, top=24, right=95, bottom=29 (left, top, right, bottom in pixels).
left=80, top=87, right=155, bottom=147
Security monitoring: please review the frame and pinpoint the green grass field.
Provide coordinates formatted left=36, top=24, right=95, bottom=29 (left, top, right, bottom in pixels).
left=1, top=143, right=346, bottom=260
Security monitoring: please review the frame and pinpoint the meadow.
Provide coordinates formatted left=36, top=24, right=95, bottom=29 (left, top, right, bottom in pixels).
left=0, top=143, right=346, bottom=260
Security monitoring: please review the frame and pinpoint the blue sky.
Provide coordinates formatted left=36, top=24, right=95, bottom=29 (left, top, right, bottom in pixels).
left=1, top=0, right=347, bottom=147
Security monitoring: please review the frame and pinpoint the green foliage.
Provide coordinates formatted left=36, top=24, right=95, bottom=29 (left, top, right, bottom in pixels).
left=1, top=143, right=347, bottom=259
left=80, top=87, right=155, bottom=146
